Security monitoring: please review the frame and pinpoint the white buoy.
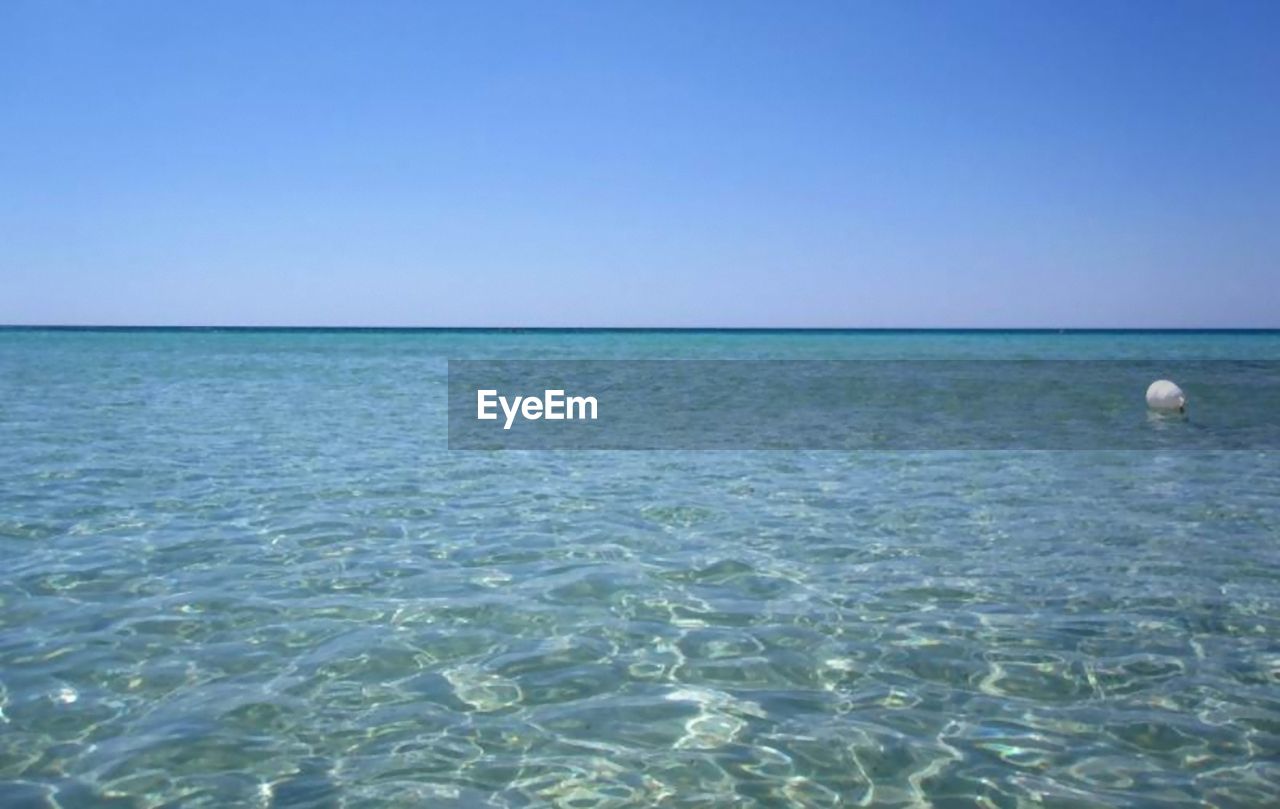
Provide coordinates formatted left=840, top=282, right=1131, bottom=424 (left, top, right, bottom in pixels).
left=1146, top=379, right=1186, bottom=412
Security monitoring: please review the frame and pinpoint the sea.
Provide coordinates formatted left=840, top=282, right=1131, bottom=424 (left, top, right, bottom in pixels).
left=1, top=328, right=1278, bottom=807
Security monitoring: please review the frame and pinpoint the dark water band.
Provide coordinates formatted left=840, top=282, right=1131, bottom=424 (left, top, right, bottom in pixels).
left=448, top=360, right=1280, bottom=450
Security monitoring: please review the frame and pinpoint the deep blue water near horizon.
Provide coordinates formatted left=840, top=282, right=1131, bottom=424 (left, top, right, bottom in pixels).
left=2, top=330, right=1278, bottom=807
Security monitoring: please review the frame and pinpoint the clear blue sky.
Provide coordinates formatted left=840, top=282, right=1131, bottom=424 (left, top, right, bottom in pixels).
left=2, top=1, right=1277, bottom=327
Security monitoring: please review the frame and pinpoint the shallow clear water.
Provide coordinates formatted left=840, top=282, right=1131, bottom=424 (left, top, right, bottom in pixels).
left=2, top=330, right=1279, bottom=807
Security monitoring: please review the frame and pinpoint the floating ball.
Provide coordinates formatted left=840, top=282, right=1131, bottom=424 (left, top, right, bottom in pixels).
left=1146, top=379, right=1186, bottom=412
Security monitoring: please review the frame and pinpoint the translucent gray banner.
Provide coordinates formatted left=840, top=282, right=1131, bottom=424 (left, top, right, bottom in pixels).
left=447, top=360, right=1280, bottom=450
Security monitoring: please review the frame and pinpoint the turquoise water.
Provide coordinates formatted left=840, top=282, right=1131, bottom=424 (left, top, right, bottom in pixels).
left=2, top=330, right=1279, bottom=807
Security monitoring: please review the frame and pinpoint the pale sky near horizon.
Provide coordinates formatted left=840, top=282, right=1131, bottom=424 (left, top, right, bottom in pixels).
left=2, top=1, right=1278, bottom=328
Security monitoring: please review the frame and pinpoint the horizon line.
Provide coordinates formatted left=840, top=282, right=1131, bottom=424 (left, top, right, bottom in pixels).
left=3, top=325, right=1280, bottom=334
